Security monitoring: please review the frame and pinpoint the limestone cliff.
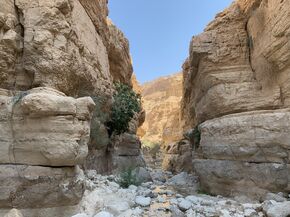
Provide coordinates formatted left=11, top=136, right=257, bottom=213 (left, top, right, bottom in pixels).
left=139, top=73, right=183, bottom=145
left=0, top=0, right=143, bottom=213
left=177, top=0, right=290, bottom=200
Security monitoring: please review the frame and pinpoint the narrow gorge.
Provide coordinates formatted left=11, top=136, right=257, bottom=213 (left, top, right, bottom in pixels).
left=1, top=0, right=290, bottom=216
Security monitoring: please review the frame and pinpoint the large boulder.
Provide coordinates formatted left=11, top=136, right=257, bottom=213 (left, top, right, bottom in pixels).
left=4, top=209, right=23, bottom=217
left=162, top=140, right=193, bottom=173
left=199, top=109, right=290, bottom=163
left=0, top=87, right=95, bottom=166
left=194, top=159, right=290, bottom=200
left=0, top=165, right=84, bottom=208
left=179, top=0, right=290, bottom=199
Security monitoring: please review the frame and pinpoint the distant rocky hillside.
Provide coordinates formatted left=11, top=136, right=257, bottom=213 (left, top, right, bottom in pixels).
left=139, top=73, right=183, bottom=146
left=166, top=0, right=290, bottom=200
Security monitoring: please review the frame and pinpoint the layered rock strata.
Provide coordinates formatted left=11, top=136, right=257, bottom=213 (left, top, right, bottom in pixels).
left=179, top=0, right=290, bottom=199
left=139, top=73, right=183, bottom=145
left=0, top=87, right=94, bottom=208
left=0, top=0, right=143, bottom=213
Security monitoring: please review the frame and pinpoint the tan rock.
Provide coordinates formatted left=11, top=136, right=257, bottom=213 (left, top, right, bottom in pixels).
left=4, top=209, right=23, bottom=217
left=78, top=1, right=133, bottom=85
left=0, top=165, right=83, bottom=208
left=0, top=0, right=141, bottom=212
left=0, top=87, right=94, bottom=166
left=0, top=2, right=23, bottom=90
left=111, top=133, right=142, bottom=157
left=199, top=109, right=290, bottom=163
left=140, top=73, right=183, bottom=145
left=194, top=159, right=290, bottom=200
left=162, top=140, right=193, bottom=173
left=11, top=0, right=113, bottom=96
left=110, top=133, right=145, bottom=172
left=131, top=74, right=142, bottom=95
left=180, top=0, right=290, bottom=199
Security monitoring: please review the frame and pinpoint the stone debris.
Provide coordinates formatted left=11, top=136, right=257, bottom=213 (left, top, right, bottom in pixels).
left=135, top=196, right=151, bottom=207
left=4, top=209, right=24, bottom=217
left=68, top=170, right=290, bottom=217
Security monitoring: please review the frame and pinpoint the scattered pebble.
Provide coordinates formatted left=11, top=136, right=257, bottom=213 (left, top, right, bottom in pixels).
left=69, top=169, right=285, bottom=217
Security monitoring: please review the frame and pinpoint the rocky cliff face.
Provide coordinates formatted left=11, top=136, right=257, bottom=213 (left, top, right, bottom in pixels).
left=139, top=73, right=183, bottom=145
left=179, top=0, right=290, bottom=200
left=0, top=0, right=143, bottom=213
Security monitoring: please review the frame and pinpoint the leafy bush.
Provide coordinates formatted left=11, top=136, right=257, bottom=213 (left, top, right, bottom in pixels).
left=117, top=167, right=140, bottom=188
left=107, top=83, right=141, bottom=135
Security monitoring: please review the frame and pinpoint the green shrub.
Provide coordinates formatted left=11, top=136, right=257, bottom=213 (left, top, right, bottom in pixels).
left=107, top=83, right=141, bottom=135
left=117, top=167, right=140, bottom=188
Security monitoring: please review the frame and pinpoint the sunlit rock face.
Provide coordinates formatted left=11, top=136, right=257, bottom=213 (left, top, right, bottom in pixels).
left=179, top=0, right=290, bottom=199
left=0, top=0, right=142, bottom=214
left=139, top=73, right=183, bottom=145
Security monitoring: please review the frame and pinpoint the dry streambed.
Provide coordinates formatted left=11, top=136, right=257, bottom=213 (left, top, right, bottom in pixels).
left=3, top=169, right=290, bottom=217
left=70, top=169, right=290, bottom=217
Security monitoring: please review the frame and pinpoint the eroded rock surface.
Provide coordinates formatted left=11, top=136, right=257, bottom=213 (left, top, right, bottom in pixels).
left=139, top=73, right=183, bottom=145
left=0, top=87, right=94, bottom=166
left=0, top=165, right=84, bottom=209
left=178, top=0, right=290, bottom=199
left=0, top=87, right=93, bottom=209
left=0, top=0, right=142, bottom=213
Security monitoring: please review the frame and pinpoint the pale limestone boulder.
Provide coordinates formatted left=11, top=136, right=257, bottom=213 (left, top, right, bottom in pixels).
left=0, top=87, right=95, bottom=166
left=0, top=165, right=84, bottom=208
left=112, top=133, right=142, bottom=157
left=162, top=140, right=192, bottom=173
left=111, top=156, right=146, bottom=173
left=264, top=201, right=290, bottom=217
left=4, top=209, right=23, bottom=217
left=194, top=159, right=290, bottom=200
left=87, top=132, right=145, bottom=173
left=199, top=109, right=290, bottom=163
left=135, top=196, right=151, bottom=207
left=1, top=0, right=140, bottom=176
left=94, top=211, right=114, bottom=217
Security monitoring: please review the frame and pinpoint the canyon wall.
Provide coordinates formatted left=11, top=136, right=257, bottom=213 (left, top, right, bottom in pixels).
left=0, top=0, right=143, bottom=214
left=179, top=0, right=290, bottom=200
left=139, top=73, right=183, bottom=145
left=139, top=73, right=183, bottom=169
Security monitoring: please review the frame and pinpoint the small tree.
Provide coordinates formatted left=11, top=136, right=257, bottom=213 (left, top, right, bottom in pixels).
left=107, top=83, right=141, bottom=135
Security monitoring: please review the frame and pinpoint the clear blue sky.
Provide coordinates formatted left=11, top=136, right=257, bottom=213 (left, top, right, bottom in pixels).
left=109, top=0, right=233, bottom=83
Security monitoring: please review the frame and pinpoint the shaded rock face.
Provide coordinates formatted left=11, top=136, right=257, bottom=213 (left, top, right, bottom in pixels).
left=139, top=73, right=183, bottom=145
left=0, top=165, right=84, bottom=209
left=179, top=0, right=290, bottom=199
left=0, top=0, right=142, bottom=212
left=78, top=0, right=133, bottom=85
left=162, top=139, right=193, bottom=174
